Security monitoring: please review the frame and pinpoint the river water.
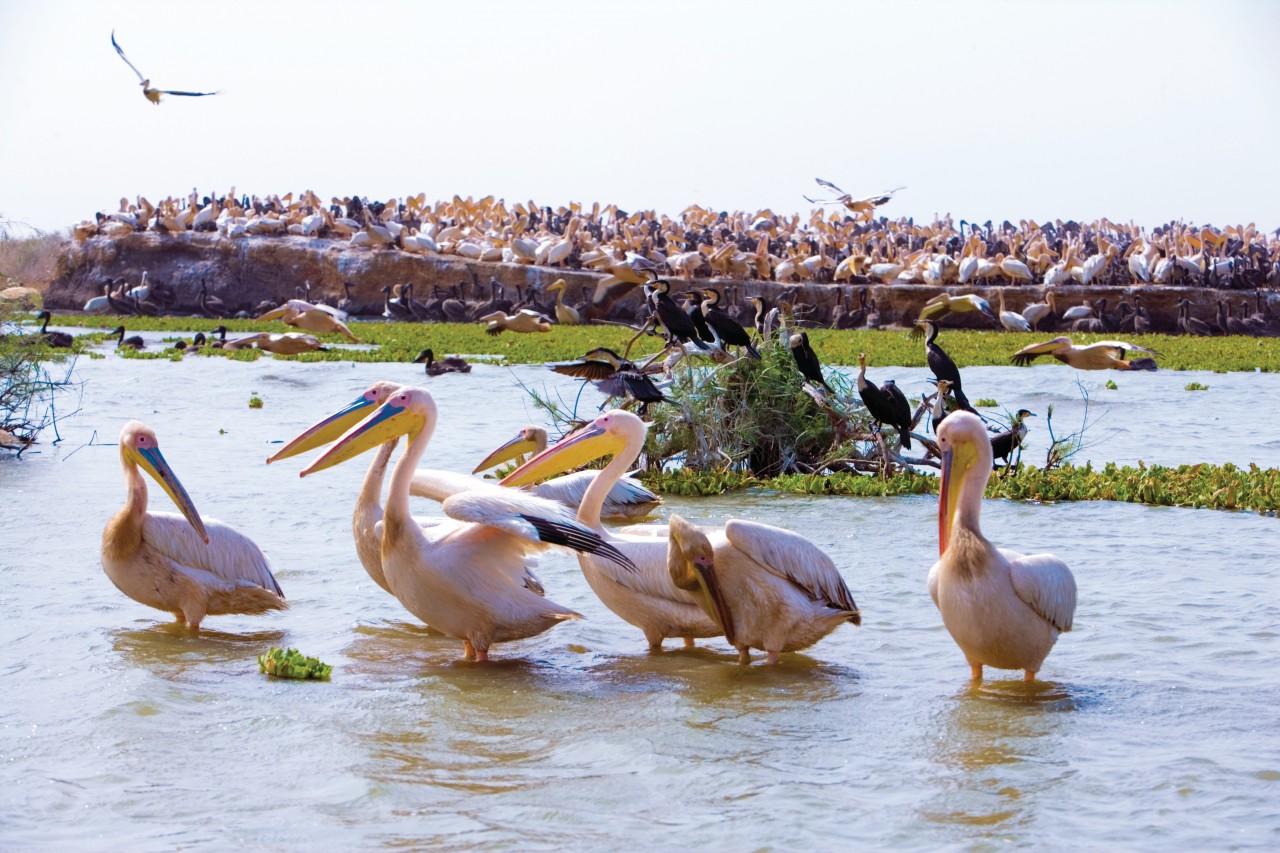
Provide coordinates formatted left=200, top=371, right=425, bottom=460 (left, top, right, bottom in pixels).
left=2, top=333, right=1278, bottom=850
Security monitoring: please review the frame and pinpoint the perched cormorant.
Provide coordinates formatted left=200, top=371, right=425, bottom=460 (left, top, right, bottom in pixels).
left=855, top=352, right=912, bottom=449
left=919, top=320, right=974, bottom=411
left=990, top=409, right=1034, bottom=468
left=646, top=276, right=709, bottom=350
left=701, top=288, right=760, bottom=359
left=788, top=332, right=831, bottom=392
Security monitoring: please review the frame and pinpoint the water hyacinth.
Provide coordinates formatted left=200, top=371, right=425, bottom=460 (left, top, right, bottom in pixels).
left=258, top=647, right=332, bottom=680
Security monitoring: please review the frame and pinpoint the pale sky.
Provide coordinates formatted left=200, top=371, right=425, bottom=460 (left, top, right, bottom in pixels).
left=2, top=0, right=1277, bottom=235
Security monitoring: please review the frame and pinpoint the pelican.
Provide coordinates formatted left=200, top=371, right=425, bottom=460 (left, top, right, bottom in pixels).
left=997, top=289, right=1031, bottom=332
left=917, top=293, right=997, bottom=326
left=225, top=332, right=326, bottom=355
left=1021, top=291, right=1057, bottom=332
left=930, top=411, right=1076, bottom=681
left=413, top=348, right=471, bottom=375
left=803, top=178, right=905, bottom=221
left=298, top=387, right=635, bottom=661
left=102, top=421, right=285, bottom=629
left=111, top=30, right=219, bottom=105
left=479, top=309, right=552, bottom=335
left=1011, top=336, right=1159, bottom=370
left=257, top=299, right=360, bottom=342
left=545, top=279, right=581, bottom=325
left=502, top=410, right=850, bottom=652
left=473, top=425, right=661, bottom=520
left=666, top=514, right=859, bottom=665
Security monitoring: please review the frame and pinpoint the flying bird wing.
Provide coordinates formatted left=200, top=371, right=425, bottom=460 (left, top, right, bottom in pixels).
left=111, top=30, right=147, bottom=82
left=154, top=88, right=220, bottom=98
left=1010, top=337, right=1071, bottom=366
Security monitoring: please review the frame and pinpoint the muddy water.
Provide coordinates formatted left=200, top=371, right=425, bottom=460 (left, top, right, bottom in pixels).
left=1, top=341, right=1277, bottom=850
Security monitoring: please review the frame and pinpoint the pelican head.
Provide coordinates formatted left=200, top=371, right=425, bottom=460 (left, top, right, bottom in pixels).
left=473, top=426, right=547, bottom=473
left=119, top=421, right=208, bottom=543
left=266, top=381, right=402, bottom=463
left=667, top=514, right=736, bottom=645
left=501, top=410, right=644, bottom=487
left=301, top=387, right=435, bottom=477
left=936, top=411, right=991, bottom=556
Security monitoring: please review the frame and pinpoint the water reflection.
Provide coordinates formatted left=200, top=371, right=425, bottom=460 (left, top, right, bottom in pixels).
left=110, top=624, right=288, bottom=676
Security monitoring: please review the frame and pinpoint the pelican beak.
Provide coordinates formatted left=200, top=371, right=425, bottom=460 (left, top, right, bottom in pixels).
left=131, top=444, right=209, bottom=544
left=500, top=422, right=620, bottom=487
left=691, top=555, right=736, bottom=647
left=938, top=440, right=977, bottom=556
left=473, top=431, right=539, bottom=474
left=300, top=399, right=419, bottom=477
left=266, top=392, right=381, bottom=463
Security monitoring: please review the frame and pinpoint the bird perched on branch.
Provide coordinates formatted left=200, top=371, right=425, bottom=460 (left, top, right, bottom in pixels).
left=918, top=320, right=975, bottom=412
left=1011, top=337, right=1159, bottom=371
left=990, top=409, right=1035, bottom=468
left=856, top=353, right=913, bottom=450
left=789, top=332, right=832, bottom=392
left=111, top=30, right=220, bottom=105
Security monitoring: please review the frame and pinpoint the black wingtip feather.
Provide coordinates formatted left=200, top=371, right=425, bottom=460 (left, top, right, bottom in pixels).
left=520, top=515, right=638, bottom=572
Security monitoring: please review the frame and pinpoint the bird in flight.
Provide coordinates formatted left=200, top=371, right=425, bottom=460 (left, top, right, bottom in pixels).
left=112, top=30, right=219, bottom=105
left=803, top=179, right=905, bottom=221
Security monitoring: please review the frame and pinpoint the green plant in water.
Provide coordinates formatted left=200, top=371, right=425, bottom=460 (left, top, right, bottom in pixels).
left=1185, top=382, right=1208, bottom=391
left=249, top=395, right=264, bottom=409
left=975, top=398, right=998, bottom=407
left=258, top=647, right=331, bottom=680
left=1104, top=379, right=1118, bottom=390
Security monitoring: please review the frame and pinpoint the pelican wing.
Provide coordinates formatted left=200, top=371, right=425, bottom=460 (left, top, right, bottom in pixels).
left=1007, top=552, right=1077, bottom=633
left=409, top=468, right=489, bottom=503
left=724, top=519, right=859, bottom=620
left=441, top=490, right=636, bottom=571
left=1087, top=340, right=1159, bottom=358
left=1011, top=337, right=1070, bottom=366
left=156, top=88, right=219, bottom=98
left=143, top=512, right=282, bottom=596
left=111, top=31, right=146, bottom=83
left=531, top=470, right=661, bottom=520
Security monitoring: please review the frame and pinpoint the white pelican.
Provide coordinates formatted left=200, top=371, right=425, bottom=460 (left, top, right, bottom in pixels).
left=258, top=299, right=360, bottom=342
left=225, top=332, right=326, bottom=355
left=111, top=30, right=219, bottom=105
left=1021, top=291, right=1057, bottom=332
left=545, top=279, right=581, bottom=325
left=1011, top=336, right=1159, bottom=370
left=917, top=293, right=997, bottom=326
left=102, top=421, right=285, bottom=629
left=479, top=309, right=553, bottom=335
left=666, top=514, right=859, bottom=665
left=996, top=288, right=1031, bottom=332
left=298, top=387, right=636, bottom=661
left=501, top=410, right=850, bottom=652
left=930, top=411, right=1076, bottom=681
left=474, top=425, right=661, bottom=520
left=803, top=178, right=905, bottom=221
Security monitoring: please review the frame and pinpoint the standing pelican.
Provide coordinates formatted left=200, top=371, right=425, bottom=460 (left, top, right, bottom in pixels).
left=473, top=425, right=661, bottom=520
left=298, top=387, right=635, bottom=661
left=931, top=411, right=1076, bottom=681
left=667, top=514, right=859, bottom=665
left=502, top=410, right=851, bottom=652
left=102, top=422, right=285, bottom=629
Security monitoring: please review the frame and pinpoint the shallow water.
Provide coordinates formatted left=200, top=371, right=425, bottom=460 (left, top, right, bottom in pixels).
left=2, top=344, right=1278, bottom=850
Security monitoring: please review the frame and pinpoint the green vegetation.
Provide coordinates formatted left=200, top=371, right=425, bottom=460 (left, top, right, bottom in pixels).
left=257, top=647, right=332, bottom=680
left=638, top=461, right=1278, bottom=515
left=45, top=314, right=1280, bottom=371
left=974, top=398, right=998, bottom=407
left=1185, top=382, right=1209, bottom=391
left=249, top=395, right=264, bottom=409
left=0, top=304, right=80, bottom=453
left=1104, top=379, right=1119, bottom=390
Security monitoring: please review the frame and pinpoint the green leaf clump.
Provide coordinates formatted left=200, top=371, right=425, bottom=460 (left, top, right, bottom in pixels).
left=248, top=395, right=264, bottom=408
left=258, top=647, right=332, bottom=680
left=1184, top=382, right=1209, bottom=391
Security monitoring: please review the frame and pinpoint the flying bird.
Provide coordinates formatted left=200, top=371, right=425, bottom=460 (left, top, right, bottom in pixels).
left=112, top=30, right=220, bottom=105
left=803, top=179, right=905, bottom=221
left=1010, top=337, right=1159, bottom=371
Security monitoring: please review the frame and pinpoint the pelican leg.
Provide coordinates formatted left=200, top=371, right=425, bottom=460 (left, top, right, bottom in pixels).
left=682, top=637, right=695, bottom=648
left=969, top=663, right=983, bottom=682
left=463, top=640, right=478, bottom=661
left=1023, top=669, right=1036, bottom=683
left=737, top=647, right=751, bottom=665
left=764, top=650, right=780, bottom=665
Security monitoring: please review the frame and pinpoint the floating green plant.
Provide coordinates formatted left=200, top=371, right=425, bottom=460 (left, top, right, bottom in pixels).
left=1104, top=379, right=1118, bottom=390
left=975, top=398, right=998, bottom=407
left=258, top=647, right=331, bottom=680
left=248, top=395, right=264, bottom=409
left=1185, top=382, right=1209, bottom=391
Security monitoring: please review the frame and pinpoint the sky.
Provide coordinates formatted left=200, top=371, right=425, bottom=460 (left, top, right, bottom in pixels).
left=2, top=0, right=1278, bottom=236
